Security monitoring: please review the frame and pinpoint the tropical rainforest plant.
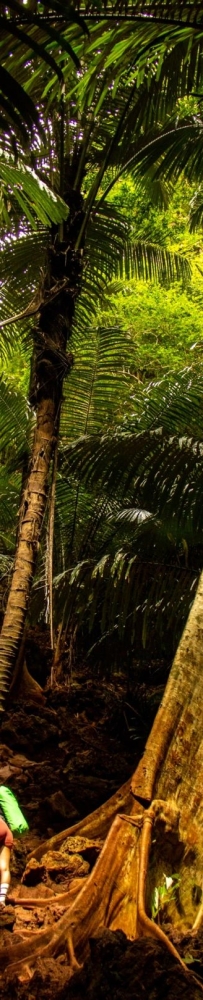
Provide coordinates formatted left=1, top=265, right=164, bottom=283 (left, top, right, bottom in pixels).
left=0, top=0, right=194, bottom=708
left=2, top=2, right=203, bottom=987
left=48, top=365, right=203, bottom=672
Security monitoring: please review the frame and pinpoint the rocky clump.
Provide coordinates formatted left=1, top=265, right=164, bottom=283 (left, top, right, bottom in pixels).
left=22, top=849, right=89, bottom=886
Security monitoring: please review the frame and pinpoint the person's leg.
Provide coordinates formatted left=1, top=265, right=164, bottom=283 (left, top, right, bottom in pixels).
left=0, top=819, right=13, bottom=907
left=0, top=845, right=11, bottom=906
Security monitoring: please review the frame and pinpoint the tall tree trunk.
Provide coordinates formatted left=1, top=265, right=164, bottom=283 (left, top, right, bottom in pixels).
left=1, top=569, right=203, bottom=981
left=0, top=193, right=84, bottom=709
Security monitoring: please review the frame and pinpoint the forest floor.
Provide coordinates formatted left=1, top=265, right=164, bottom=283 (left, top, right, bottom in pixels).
left=0, top=653, right=203, bottom=999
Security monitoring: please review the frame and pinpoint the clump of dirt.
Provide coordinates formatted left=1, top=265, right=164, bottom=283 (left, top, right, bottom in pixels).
left=67, top=930, right=203, bottom=1000
left=1, top=672, right=142, bottom=847
left=0, top=931, right=202, bottom=1000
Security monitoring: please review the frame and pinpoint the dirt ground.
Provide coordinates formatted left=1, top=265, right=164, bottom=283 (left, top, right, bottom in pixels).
left=0, top=663, right=203, bottom=999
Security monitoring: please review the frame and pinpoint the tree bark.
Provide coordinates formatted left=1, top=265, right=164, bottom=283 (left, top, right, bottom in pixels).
left=1, top=568, right=203, bottom=981
left=0, top=193, right=84, bottom=709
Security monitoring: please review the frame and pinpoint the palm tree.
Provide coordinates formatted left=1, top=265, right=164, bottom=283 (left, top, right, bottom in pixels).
left=0, top=5, right=193, bottom=708
left=2, top=4, right=203, bottom=981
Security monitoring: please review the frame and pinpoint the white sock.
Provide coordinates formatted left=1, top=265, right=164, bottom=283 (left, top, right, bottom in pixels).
left=0, top=882, right=9, bottom=905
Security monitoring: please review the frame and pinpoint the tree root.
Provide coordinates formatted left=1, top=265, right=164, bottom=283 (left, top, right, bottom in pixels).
left=8, top=878, right=89, bottom=908
left=0, top=808, right=141, bottom=974
left=137, top=802, right=187, bottom=971
left=120, top=803, right=203, bottom=992
left=1, top=796, right=203, bottom=992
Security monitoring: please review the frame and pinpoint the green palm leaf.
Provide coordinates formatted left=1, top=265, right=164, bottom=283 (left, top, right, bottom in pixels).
left=0, top=3, right=87, bottom=142
left=0, top=377, right=31, bottom=455
left=0, top=229, right=47, bottom=353
left=59, top=325, right=137, bottom=442
left=62, top=367, right=203, bottom=537
left=0, top=162, right=69, bottom=226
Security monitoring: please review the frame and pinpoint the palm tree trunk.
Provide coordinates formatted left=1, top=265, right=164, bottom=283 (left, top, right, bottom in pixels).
left=0, top=395, right=58, bottom=700
left=0, top=194, right=84, bottom=709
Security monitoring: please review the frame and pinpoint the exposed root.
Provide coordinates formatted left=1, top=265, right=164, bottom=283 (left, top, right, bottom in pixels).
left=8, top=879, right=88, bottom=908
left=137, top=800, right=203, bottom=993
left=1, top=794, right=203, bottom=993
left=66, top=931, right=82, bottom=972
left=0, top=810, right=140, bottom=974
left=137, top=804, right=186, bottom=965
left=191, top=896, right=203, bottom=935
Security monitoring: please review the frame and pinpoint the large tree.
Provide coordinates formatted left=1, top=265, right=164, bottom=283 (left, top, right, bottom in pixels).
left=2, top=1, right=203, bottom=987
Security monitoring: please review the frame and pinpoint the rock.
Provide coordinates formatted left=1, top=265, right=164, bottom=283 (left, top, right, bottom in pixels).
left=0, top=764, right=14, bottom=781
left=61, top=835, right=103, bottom=865
left=43, top=790, right=79, bottom=824
left=22, top=848, right=89, bottom=885
left=41, top=849, right=89, bottom=879
left=22, top=858, right=46, bottom=886
left=11, top=754, right=36, bottom=769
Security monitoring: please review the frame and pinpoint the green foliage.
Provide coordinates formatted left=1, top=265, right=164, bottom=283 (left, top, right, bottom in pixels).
left=95, top=175, right=203, bottom=376
left=0, top=3, right=86, bottom=144
left=0, top=228, right=47, bottom=346
left=151, top=873, right=181, bottom=921
left=2, top=3, right=203, bottom=686
left=98, top=279, right=203, bottom=376
left=0, top=162, right=69, bottom=227
left=55, top=366, right=203, bottom=664
left=60, top=324, right=137, bottom=441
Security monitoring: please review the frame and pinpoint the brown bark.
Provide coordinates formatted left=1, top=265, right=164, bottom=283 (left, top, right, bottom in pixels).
left=0, top=395, right=58, bottom=702
left=1, top=570, right=203, bottom=982
left=0, top=194, right=84, bottom=708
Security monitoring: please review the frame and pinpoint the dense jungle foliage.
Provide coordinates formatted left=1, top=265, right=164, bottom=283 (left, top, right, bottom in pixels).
left=0, top=0, right=203, bottom=692
left=1, top=163, right=203, bottom=678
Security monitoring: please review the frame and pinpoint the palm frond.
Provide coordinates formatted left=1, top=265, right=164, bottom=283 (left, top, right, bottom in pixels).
left=61, top=367, right=203, bottom=537
left=0, top=229, right=47, bottom=354
left=134, top=366, right=203, bottom=435
left=59, top=324, right=137, bottom=441
left=0, top=376, right=31, bottom=455
left=0, top=162, right=69, bottom=226
left=0, top=3, right=87, bottom=142
left=87, top=203, right=190, bottom=283
left=74, top=202, right=190, bottom=337
left=78, top=16, right=203, bottom=133
left=57, top=538, right=198, bottom=659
